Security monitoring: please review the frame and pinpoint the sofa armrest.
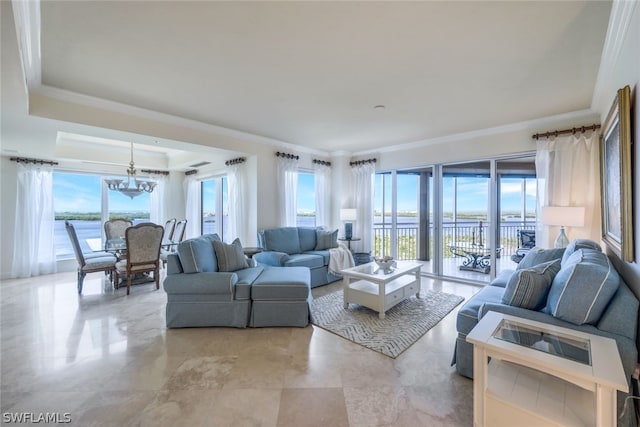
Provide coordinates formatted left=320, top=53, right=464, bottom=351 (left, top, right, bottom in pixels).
left=163, top=272, right=238, bottom=295
left=166, top=253, right=183, bottom=274
left=253, top=251, right=290, bottom=266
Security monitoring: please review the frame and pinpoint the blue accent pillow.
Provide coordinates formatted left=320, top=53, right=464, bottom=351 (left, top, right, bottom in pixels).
left=176, top=234, right=221, bottom=273
left=560, top=239, right=602, bottom=266
left=315, top=229, right=339, bottom=250
left=516, top=247, right=565, bottom=270
left=502, top=259, right=561, bottom=310
left=545, top=249, right=620, bottom=325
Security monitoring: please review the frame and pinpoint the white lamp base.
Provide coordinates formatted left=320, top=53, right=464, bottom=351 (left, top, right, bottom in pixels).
left=554, top=227, right=569, bottom=248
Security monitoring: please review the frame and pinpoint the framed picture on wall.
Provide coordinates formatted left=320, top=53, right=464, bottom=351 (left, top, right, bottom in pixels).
left=600, top=85, right=633, bottom=262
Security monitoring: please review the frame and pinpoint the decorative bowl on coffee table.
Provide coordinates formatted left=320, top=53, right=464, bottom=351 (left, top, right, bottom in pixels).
left=373, top=256, right=395, bottom=273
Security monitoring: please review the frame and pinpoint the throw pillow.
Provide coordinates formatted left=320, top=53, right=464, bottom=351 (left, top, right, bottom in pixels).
left=315, top=229, right=339, bottom=250
left=544, top=249, right=620, bottom=325
left=516, top=247, right=565, bottom=270
left=213, top=238, right=249, bottom=272
left=560, top=239, right=602, bottom=266
left=176, top=234, right=221, bottom=273
left=501, top=259, right=561, bottom=310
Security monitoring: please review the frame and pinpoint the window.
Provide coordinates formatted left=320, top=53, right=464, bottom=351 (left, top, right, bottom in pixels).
left=296, top=172, right=315, bottom=227
left=201, top=176, right=228, bottom=239
left=53, top=171, right=150, bottom=260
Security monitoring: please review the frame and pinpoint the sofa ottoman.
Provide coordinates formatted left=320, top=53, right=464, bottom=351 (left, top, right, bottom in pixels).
left=249, top=266, right=312, bottom=327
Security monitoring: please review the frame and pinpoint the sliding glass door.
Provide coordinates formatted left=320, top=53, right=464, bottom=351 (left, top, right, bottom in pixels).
left=371, top=155, right=536, bottom=284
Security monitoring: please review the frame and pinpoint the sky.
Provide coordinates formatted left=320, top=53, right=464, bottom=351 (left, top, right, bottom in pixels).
left=53, top=172, right=150, bottom=212
left=54, top=171, right=536, bottom=215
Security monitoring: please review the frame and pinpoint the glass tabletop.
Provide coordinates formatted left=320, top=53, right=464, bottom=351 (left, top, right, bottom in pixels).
left=492, top=318, right=591, bottom=365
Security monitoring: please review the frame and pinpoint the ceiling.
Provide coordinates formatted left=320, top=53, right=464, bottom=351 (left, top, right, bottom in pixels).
left=7, top=1, right=612, bottom=155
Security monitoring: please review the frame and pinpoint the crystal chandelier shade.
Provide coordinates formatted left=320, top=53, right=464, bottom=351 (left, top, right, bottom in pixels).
left=105, top=142, right=157, bottom=199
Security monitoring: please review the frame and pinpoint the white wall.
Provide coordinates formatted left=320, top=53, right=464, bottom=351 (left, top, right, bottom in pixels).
left=0, top=158, right=18, bottom=277
left=595, top=3, right=640, bottom=299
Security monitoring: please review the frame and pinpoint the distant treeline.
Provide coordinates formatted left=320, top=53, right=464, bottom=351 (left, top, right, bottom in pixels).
left=55, top=212, right=150, bottom=221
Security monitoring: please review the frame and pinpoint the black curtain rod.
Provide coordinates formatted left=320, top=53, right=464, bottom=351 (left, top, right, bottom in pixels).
left=350, top=158, right=377, bottom=166
left=225, top=157, right=246, bottom=166
left=10, top=156, right=59, bottom=166
left=185, top=169, right=198, bottom=176
left=275, top=151, right=299, bottom=160
left=532, top=124, right=600, bottom=140
left=312, top=159, right=331, bottom=166
left=140, top=169, right=170, bottom=176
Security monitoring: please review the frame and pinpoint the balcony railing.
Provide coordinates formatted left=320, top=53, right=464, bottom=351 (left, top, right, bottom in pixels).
left=373, top=221, right=536, bottom=261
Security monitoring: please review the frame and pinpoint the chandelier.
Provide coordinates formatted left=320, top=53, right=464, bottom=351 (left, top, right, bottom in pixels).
left=105, top=142, right=157, bottom=199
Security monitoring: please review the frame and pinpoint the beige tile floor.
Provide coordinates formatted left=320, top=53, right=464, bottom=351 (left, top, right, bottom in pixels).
left=1, top=270, right=481, bottom=426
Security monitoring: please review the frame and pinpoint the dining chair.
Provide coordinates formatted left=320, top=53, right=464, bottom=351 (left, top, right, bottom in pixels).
left=162, top=218, right=177, bottom=248
left=160, top=219, right=187, bottom=268
left=114, top=222, right=164, bottom=295
left=104, top=218, right=133, bottom=246
left=65, top=221, right=117, bottom=294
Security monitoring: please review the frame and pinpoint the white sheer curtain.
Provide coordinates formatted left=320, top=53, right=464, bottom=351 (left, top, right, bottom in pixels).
left=351, top=161, right=376, bottom=253
left=536, top=132, right=601, bottom=248
left=227, top=162, right=248, bottom=243
left=184, top=174, right=201, bottom=239
left=313, top=162, right=331, bottom=228
left=11, top=162, right=57, bottom=278
left=277, top=155, right=298, bottom=227
left=149, top=173, right=167, bottom=225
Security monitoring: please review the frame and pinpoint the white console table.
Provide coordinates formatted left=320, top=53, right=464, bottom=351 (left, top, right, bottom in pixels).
left=467, top=312, right=628, bottom=427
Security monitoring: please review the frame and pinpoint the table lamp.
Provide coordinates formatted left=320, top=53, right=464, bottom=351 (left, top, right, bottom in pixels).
left=541, top=206, right=585, bottom=248
left=340, top=208, right=357, bottom=240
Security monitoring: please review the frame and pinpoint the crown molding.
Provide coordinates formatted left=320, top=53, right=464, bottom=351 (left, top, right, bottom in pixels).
left=353, top=109, right=598, bottom=156
left=591, top=0, right=638, bottom=113
left=11, top=0, right=41, bottom=94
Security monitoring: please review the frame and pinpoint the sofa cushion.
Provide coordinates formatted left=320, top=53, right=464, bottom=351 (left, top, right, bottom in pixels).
left=213, top=238, right=249, bottom=272
left=456, top=285, right=504, bottom=335
left=234, top=266, right=265, bottom=300
left=297, top=227, right=318, bottom=252
left=490, top=269, right=516, bottom=288
left=560, top=239, right=602, bottom=266
left=261, top=227, right=301, bottom=254
left=304, top=250, right=331, bottom=265
left=501, top=259, right=561, bottom=310
left=315, top=229, right=338, bottom=250
left=177, top=234, right=221, bottom=273
left=516, top=247, right=565, bottom=270
left=545, top=249, right=620, bottom=325
left=284, top=253, right=324, bottom=269
left=251, top=267, right=310, bottom=301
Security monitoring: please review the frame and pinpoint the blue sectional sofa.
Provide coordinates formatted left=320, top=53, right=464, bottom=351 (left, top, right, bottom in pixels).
left=163, top=234, right=312, bottom=328
left=254, top=226, right=342, bottom=288
left=452, top=240, right=639, bottom=426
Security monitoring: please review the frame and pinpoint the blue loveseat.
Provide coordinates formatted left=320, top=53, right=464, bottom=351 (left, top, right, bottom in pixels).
left=254, top=227, right=342, bottom=288
left=163, top=234, right=312, bottom=328
left=452, top=239, right=639, bottom=426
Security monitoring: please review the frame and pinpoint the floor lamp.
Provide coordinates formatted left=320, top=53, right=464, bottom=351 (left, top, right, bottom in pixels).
left=541, top=206, right=586, bottom=248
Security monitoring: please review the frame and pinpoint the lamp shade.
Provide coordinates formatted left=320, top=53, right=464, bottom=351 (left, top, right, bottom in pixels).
left=340, top=209, right=357, bottom=221
left=541, top=206, right=585, bottom=227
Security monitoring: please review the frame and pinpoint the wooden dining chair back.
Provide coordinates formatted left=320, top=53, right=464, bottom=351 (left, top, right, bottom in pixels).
left=104, top=219, right=133, bottom=242
left=65, top=221, right=117, bottom=294
left=114, top=222, right=164, bottom=295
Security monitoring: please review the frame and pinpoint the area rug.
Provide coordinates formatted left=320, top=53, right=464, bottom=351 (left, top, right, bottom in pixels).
left=310, top=289, right=464, bottom=358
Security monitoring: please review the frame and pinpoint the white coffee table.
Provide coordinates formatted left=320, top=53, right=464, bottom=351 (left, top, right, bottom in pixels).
left=467, top=311, right=628, bottom=427
left=340, top=261, right=422, bottom=319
